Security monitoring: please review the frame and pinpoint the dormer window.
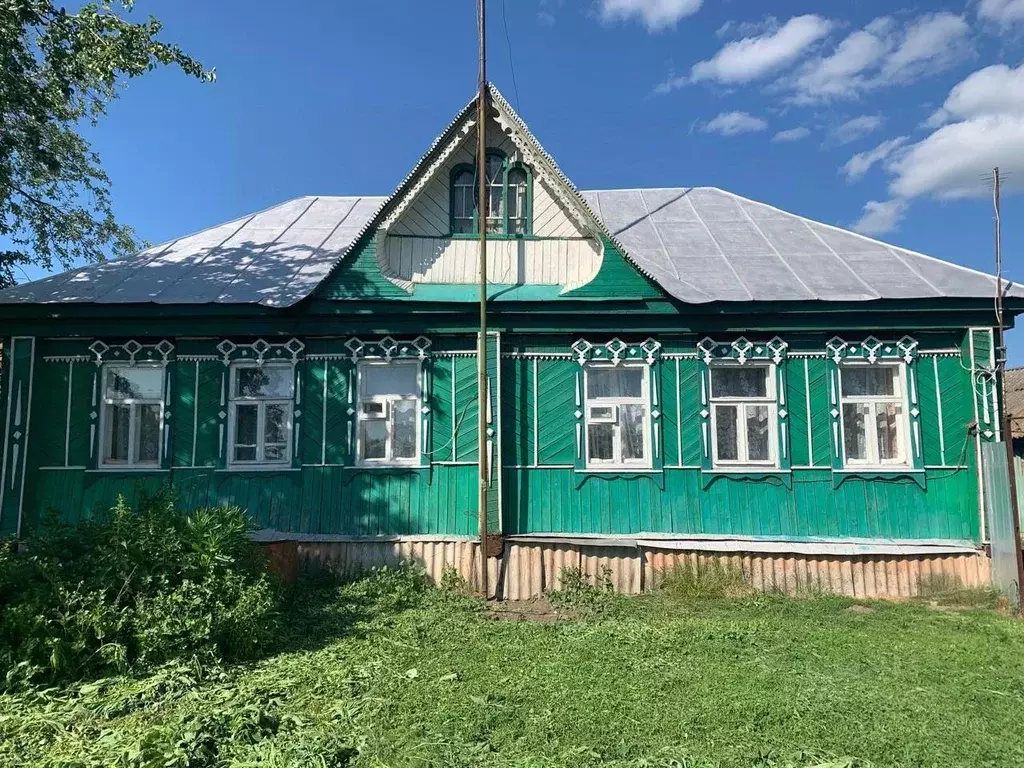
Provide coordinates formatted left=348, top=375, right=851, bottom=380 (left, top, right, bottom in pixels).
left=450, top=152, right=532, bottom=237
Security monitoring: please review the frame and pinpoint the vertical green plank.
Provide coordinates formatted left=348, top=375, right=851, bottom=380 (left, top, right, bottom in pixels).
left=453, top=356, right=479, bottom=461
left=787, top=360, right=810, bottom=466
left=28, top=359, right=66, bottom=469
left=486, top=332, right=500, bottom=535
left=917, top=357, right=942, bottom=465
left=325, top=360, right=352, bottom=465
left=678, top=359, right=702, bottom=465
left=173, top=361, right=197, bottom=467
left=806, top=358, right=832, bottom=467
left=536, top=360, right=575, bottom=465
left=193, top=361, right=223, bottom=467
left=431, top=357, right=454, bottom=461
left=660, top=359, right=679, bottom=466
left=500, top=357, right=532, bottom=468
left=0, top=337, right=35, bottom=537
left=936, top=356, right=972, bottom=467
left=302, top=360, right=326, bottom=464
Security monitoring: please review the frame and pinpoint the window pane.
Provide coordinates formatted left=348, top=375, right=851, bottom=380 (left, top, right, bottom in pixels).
left=620, top=404, right=646, bottom=461
left=843, top=403, right=870, bottom=460
left=234, top=404, right=258, bottom=448
left=264, top=404, right=288, bottom=445
left=508, top=169, right=528, bottom=234
left=587, top=367, right=643, bottom=399
left=485, top=154, right=503, bottom=182
left=234, top=445, right=257, bottom=462
left=711, top=367, right=768, bottom=398
left=236, top=367, right=293, bottom=398
left=361, top=421, right=387, bottom=460
left=715, top=405, right=738, bottom=461
left=393, top=400, right=418, bottom=459
left=876, top=402, right=902, bottom=461
left=136, top=404, right=161, bottom=464
left=454, top=169, right=474, bottom=186
left=106, top=367, right=163, bottom=400
left=745, top=404, right=771, bottom=462
left=842, top=367, right=896, bottom=397
left=264, top=445, right=286, bottom=462
left=361, top=364, right=418, bottom=397
left=588, top=423, right=614, bottom=461
left=104, top=403, right=131, bottom=463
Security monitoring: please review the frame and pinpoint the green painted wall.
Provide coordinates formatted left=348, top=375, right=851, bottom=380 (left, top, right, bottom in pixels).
left=12, top=331, right=983, bottom=544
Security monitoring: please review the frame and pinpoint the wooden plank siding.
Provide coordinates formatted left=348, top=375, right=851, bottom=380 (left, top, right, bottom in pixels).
left=14, top=333, right=981, bottom=544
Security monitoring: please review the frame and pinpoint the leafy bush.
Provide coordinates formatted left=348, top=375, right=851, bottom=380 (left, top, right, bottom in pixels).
left=0, top=489, right=279, bottom=687
left=546, top=565, right=618, bottom=614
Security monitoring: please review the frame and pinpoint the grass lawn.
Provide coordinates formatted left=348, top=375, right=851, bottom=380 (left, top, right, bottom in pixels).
left=2, top=568, right=1023, bottom=767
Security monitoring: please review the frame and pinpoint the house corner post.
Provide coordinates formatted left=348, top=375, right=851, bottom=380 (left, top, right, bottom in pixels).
left=0, top=337, right=36, bottom=538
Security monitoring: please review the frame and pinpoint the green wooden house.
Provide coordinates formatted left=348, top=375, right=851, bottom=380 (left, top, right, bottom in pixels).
left=1, top=86, right=1021, bottom=597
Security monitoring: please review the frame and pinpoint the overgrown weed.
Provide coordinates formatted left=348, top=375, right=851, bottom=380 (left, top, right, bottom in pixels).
left=656, top=559, right=752, bottom=601
left=916, top=573, right=1001, bottom=609
left=546, top=566, right=620, bottom=615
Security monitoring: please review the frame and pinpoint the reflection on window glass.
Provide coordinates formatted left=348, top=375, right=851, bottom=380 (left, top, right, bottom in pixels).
left=709, top=366, right=774, bottom=466
left=584, top=364, right=649, bottom=467
left=102, top=366, right=163, bottom=467
left=229, top=365, right=293, bottom=465
left=839, top=364, right=907, bottom=467
left=358, top=361, right=420, bottom=464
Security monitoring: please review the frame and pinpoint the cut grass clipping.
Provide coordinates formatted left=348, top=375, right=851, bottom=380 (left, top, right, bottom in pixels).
left=2, top=561, right=1023, bottom=767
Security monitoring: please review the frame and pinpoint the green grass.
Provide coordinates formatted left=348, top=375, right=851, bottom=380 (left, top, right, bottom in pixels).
left=2, top=567, right=1024, bottom=767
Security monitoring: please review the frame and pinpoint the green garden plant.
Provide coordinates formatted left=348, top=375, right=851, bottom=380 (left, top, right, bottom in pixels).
left=0, top=489, right=279, bottom=687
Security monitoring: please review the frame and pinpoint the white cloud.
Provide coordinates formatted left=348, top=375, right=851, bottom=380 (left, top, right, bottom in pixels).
left=772, top=126, right=811, bottom=142
left=978, top=0, right=1024, bottom=26
left=830, top=115, right=884, bottom=145
left=882, top=63, right=1024, bottom=200
left=888, top=115, right=1024, bottom=199
left=841, top=137, right=908, bottom=181
left=877, top=13, right=972, bottom=84
left=787, top=13, right=971, bottom=103
left=701, top=111, right=768, bottom=136
left=927, top=62, right=1024, bottom=126
left=850, top=199, right=908, bottom=236
left=689, top=15, right=832, bottom=85
left=790, top=21, right=893, bottom=102
left=600, top=0, right=703, bottom=31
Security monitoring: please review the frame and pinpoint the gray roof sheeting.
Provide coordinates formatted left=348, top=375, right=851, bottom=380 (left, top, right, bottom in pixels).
left=0, top=196, right=385, bottom=308
left=0, top=187, right=1018, bottom=307
left=582, top=187, right=1021, bottom=303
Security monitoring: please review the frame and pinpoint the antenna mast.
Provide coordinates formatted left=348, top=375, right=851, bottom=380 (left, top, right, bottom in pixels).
left=476, top=0, right=490, bottom=598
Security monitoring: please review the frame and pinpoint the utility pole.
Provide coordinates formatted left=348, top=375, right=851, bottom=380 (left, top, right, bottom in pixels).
left=993, top=166, right=1024, bottom=613
left=476, top=0, right=490, bottom=599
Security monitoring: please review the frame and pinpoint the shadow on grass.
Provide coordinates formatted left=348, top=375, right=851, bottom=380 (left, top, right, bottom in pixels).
left=271, top=564, right=441, bottom=657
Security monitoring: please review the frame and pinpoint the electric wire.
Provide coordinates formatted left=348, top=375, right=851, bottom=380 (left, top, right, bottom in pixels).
left=500, top=0, right=521, bottom=113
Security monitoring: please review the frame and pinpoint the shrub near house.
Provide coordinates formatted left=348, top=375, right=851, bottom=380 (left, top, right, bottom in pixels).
left=0, top=491, right=278, bottom=687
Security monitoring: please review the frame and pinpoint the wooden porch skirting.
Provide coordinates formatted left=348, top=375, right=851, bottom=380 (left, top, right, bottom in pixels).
left=294, top=537, right=992, bottom=601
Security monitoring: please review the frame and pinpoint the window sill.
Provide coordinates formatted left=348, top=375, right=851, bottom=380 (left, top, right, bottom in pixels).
left=86, top=467, right=168, bottom=474
left=832, top=469, right=925, bottom=489
left=701, top=469, right=792, bottom=489
left=218, top=466, right=300, bottom=474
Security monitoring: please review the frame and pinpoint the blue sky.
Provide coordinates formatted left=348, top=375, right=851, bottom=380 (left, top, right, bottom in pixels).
left=17, top=1, right=1024, bottom=357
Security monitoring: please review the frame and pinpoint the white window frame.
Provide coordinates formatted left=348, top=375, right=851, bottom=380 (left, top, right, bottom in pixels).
left=356, top=359, right=422, bottom=467
left=709, top=363, right=778, bottom=469
left=839, top=362, right=910, bottom=469
left=99, top=364, right=165, bottom=468
left=583, top=362, right=651, bottom=470
left=227, top=362, right=294, bottom=468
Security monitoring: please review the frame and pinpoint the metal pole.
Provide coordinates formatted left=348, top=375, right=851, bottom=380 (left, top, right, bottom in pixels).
left=476, top=0, right=490, bottom=599
left=993, top=167, right=1024, bottom=613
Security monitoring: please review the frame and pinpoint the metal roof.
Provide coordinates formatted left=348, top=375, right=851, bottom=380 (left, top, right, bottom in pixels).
left=0, top=196, right=386, bottom=308
left=0, top=187, right=1019, bottom=308
left=582, top=187, right=1023, bottom=303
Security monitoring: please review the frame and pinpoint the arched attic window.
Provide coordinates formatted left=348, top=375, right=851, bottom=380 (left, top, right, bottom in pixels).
left=449, top=152, right=532, bottom=237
